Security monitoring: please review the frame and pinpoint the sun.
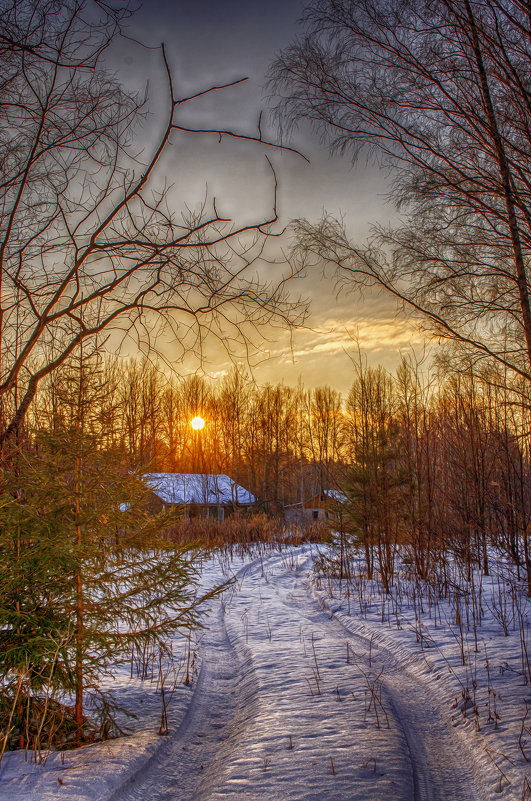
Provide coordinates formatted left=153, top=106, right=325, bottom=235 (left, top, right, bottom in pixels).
left=190, top=416, right=205, bottom=431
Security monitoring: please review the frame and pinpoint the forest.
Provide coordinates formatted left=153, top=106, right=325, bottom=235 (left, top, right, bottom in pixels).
left=2, top=346, right=531, bottom=799
left=1, top=0, right=531, bottom=798
left=22, top=349, right=531, bottom=589
left=2, top=333, right=531, bottom=749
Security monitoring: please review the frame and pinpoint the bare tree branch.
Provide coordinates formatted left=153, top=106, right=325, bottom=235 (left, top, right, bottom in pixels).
left=270, top=0, right=531, bottom=380
left=0, top=0, right=307, bottom=445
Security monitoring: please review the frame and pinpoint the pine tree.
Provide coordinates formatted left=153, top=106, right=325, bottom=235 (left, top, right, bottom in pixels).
left=342, top=366, right=407, bottom=591
left=0, top=349, right=218, bottom=754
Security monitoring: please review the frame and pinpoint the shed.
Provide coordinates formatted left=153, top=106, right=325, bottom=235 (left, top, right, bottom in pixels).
left=303, top=489, right=347, bottom=522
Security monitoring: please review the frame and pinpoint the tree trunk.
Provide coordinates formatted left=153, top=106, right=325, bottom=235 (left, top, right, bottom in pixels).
left=74, top=454, right=84, bottom=741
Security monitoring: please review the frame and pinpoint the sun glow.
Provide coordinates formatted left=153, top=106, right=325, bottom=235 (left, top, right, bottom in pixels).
left=190, top=416, right=205, bottom=431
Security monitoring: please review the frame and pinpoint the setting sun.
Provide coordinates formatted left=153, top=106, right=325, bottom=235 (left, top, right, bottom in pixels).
left=190, top=416, right=205, bottom=431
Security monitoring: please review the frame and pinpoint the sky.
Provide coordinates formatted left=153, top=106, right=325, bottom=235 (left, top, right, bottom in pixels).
left=108, top=0, right=425, bottom=395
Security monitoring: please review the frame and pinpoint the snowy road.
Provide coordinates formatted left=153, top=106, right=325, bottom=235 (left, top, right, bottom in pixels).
left=111, top=548, right=487, bottom=801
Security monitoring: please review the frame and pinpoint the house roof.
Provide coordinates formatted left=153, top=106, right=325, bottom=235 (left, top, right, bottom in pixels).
left=143, top=473, right=255, bottom=506
left=324, top=489, right=347, bottom=504
left=303, top=489, right=348, bottom=508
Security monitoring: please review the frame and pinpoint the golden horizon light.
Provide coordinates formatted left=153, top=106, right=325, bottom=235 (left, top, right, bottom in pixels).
left=191, top=416, right=205, bottom=431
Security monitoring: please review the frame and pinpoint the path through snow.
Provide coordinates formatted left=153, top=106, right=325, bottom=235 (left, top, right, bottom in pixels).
left=111, top=547, right=487, bottom=801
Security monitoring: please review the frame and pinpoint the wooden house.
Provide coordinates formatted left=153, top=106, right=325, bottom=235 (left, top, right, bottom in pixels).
left=302, top=489, right=347, bottom=523
left=144, top=473, right=255, bottom=521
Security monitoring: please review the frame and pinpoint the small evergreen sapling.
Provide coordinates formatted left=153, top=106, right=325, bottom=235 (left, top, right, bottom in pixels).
left=0, top=430, right=216, bottom=752
left=0, top=348, right=222, bottom=754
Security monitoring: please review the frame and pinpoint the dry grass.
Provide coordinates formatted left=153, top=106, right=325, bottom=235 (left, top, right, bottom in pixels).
left=164, top=513, right=330, bottom=550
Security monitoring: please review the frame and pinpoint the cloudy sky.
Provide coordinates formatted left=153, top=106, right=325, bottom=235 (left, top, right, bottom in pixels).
left=110, top=0, right=424, bottom=394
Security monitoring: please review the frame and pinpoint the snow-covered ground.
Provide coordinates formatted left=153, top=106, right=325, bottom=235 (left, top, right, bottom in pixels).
left=1, top=544, right=529, bottom=800
left=310, top=547, right=531, bottom=800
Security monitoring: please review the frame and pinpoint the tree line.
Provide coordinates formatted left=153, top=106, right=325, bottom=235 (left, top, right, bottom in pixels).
left=3, top=342, right=531, bottom=756
left=3, top=0, right=531, bottom=756
left=12, top=349, right=531, bottom=597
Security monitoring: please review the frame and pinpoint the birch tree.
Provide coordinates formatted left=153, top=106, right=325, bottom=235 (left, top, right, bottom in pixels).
left=270, top=0, right=531, bottom=379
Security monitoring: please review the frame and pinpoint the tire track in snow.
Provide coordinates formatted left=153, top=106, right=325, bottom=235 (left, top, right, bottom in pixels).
left=110, top=595, right=260, bottom=801
left=307, top=562, right=490, bottom=801
left=205, top=550, right=416, bottom=800
left=113, top=548, right=487, bottom=801
left=215, top=549, right=486, bottom=801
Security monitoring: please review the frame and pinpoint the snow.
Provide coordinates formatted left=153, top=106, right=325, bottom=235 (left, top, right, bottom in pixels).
left=1, top=544, right=529, bottom=800
left=144, top=473, right=255, bottom=506
left=309, top=548, right=530, bottom=799
left=323, top=489, right=347, bottom=503
left=0, top=552, right=237, bottom=801
left=0, top=733, right=160, bottom=801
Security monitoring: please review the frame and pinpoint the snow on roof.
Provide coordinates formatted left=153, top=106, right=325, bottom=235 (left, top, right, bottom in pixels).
left=143, top=473, right=255, bottom=506
left=324, top=489, right=347, bottom=504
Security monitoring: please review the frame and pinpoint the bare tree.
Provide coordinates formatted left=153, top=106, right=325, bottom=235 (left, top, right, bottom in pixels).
left=343, top=362, right=405, bottom=589
left=0, top=0, right=305, bottom=447
left=395, top=357, right=440, bottom=580
left=270, top=0, right=531, bottom=381
left=303, top=385, right=343, bottom=493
